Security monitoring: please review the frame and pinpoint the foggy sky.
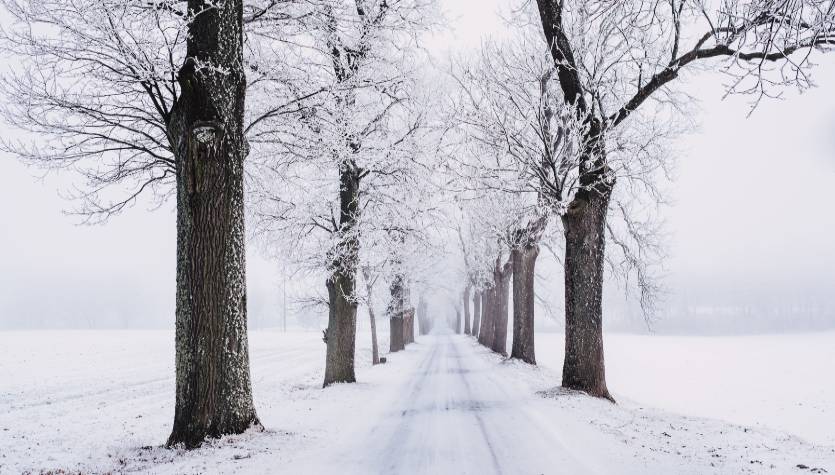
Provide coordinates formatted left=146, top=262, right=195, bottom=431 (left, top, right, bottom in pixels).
left=1, top=0, right=833, bottom=332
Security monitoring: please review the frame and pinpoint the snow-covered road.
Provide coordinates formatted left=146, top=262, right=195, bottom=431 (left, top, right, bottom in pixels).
left=288, top=331, right=603, bottom=474
left=2, top=329, right=833, bottom=474
left=284, top=331, right=835, bottom=475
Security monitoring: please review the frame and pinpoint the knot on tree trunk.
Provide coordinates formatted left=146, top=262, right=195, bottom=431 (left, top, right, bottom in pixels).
left=191, top=121, right=224, bottom=150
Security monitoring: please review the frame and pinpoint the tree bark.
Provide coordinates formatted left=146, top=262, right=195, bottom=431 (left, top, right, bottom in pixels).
left=491, top=259, right=512, bottom=356
left=404, top=307, right=415, bottom=344
left=478, top=287, right=495, bottom=348
left=510, top=244, right=539, bottom=364
left=471, top=291, right=481, bottom=337
left=369, top=303, right=380, bottom=365
left=323, top=159, right=360, bottom=387
left=390, top=315, right=405, bottom=352
left=166, top=0, right=259, bottom=448
left=388, top=272, right=406, bottom=352
left=362, top=274, right=380, bottom=366
left=324, top=273, right=357, bottom=386
left=561, top=189, right=614, bottom=401
left=463, top=285, right=472, bottom=335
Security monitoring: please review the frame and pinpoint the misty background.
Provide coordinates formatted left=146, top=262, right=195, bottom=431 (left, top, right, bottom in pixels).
left=0, top=0, right=833, bottom=334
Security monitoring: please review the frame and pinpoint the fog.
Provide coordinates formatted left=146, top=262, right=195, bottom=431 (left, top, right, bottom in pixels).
left=0, top=0, right=833, bottom=333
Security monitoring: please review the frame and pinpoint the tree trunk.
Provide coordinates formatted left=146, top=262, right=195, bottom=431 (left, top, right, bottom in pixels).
left=369, top=304, right=380, bottom=365
left=511, top=244, right=539, bottom=364
left=463, top=285, right=472, bottom=335
left=323, top=160, right=361, bottom=387
left=471, top=291, right=481, bottom=337
left=166, top=0, right=259, bottom=449
left=363, top=278, right=380, bottom=366
left=405, top=308, right=415, bottom=344
left=478, top=287, right=495, bottom=348
left=388, top=273, right=406, bottom=352
left=390, top=315, right=405, bottom=352
left=561, top=189, right=614, bottom=401
left=324, top=273, right=357, bottom=385
left=361, top=269, right=380, bottom=365
left=416, top=297, right=427, bottom=337
left=491, top=260, right=512, bottom=356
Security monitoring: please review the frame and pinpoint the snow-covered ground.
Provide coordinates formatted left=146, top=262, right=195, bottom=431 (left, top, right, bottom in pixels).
left=1, top=329, right=833, bottom=474
left=537, top=332, right=835, bottom=447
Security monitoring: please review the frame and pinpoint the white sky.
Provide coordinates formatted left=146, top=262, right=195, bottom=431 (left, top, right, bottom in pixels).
left=0, top=0, right=833, bottom=330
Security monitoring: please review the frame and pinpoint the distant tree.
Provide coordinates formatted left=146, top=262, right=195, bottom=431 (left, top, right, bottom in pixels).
left=449, top=31, right=670, bottom=365
left=360, top=266, right=381, bottom=365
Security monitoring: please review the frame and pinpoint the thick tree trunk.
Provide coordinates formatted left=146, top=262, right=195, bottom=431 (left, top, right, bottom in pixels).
left=471, top=291, right=481, bottom=337
left=324, top=272, right=357, bottom=385
left=510, top=244, right=539, bottom=364
left=463, top=285, right=472, bottom=335
left=491, top=260, right=512, bottom=356
left=166, top=0, right=259, bottom=449
left=561, top=189, right=614, bottom=401
left=323, top=159, right=361, bottom=387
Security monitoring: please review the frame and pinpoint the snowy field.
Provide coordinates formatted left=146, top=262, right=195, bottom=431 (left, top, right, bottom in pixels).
left=1, top=329, right=833, bottom=474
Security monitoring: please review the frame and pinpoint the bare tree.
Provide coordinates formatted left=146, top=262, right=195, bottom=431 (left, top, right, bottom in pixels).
left=490, top=251, right=513, bottom=356
left=164, top=0, right=262, bottom=447
left=0, top=0, right=181, bottom=220
left=360, top=266, right=381, bottom=365
left=529, top=0, right=835, bottom=399
left=0, top=0, right=306, bottom=447
left=247, top=0, right=441, bottom=382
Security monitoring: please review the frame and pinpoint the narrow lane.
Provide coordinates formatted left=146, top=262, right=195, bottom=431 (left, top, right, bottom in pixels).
left=292, top=331, right=602, bottom=475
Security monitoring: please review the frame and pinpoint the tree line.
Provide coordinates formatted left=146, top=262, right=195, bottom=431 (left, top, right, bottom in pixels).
left=1, top=0, right=832, bottom=448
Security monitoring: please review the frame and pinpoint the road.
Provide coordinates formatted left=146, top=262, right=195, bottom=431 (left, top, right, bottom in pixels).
left=4, top=330, right=831, bottom=474
left=287, top=331, right=605, bottom=475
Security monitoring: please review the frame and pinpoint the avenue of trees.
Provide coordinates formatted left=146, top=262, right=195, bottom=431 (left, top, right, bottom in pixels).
left=1, top=0, right=832, bottom=447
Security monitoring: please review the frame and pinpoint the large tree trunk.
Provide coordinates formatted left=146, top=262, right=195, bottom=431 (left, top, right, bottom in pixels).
left=167, top=0, right=259, bottom=448
left=323, top=162, right=361, bottom=387
left=324, top=273, right=357, bottom=385
left=510, top=244, right=539, bottom=364
left=463, top=285, right=472, bottom=335
left=471, top=291, right=481, bottom=337
left=561, top=189, right=614, bottom=401
left=491, top=260, right=512, bottom=356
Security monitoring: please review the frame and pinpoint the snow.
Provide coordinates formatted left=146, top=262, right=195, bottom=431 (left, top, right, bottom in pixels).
left=1, top=329, right=833, bottom=474
left=545, top=332, right=835, bottom=447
